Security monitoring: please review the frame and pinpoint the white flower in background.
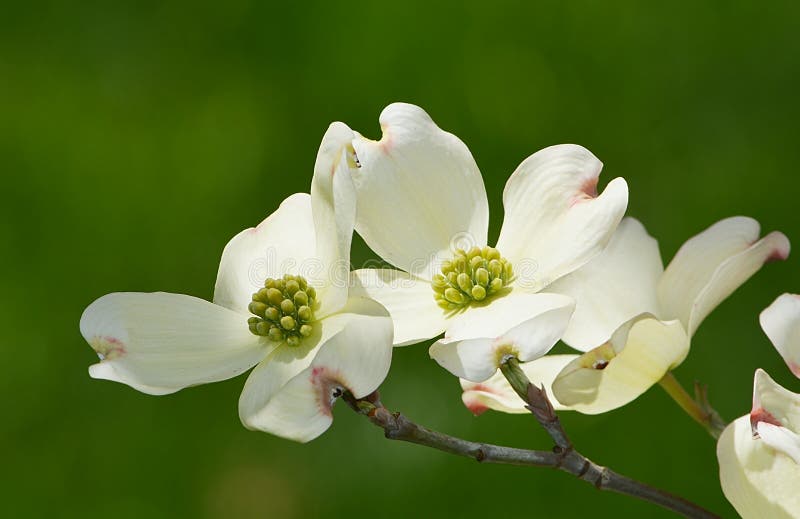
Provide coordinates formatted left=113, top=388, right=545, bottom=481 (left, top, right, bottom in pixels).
left=760, top=293, right=800, bottom=377
left=717, top=370, right=800, bottom=518
left=80, top=123, right=393, bottom=443
left=344, top=103, right=629, bottom=382
left=716, top=294, right=800, bottom=518
left=463, top=217, right=789, bottom=414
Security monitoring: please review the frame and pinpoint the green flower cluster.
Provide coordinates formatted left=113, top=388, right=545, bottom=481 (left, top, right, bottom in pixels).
left=432, top=246, right=513, bottom=311
left=247, top=274, right=318, bottom=346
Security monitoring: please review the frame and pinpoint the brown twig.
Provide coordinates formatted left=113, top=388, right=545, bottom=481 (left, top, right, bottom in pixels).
left=345, top=359, right=721, bottom=519
left=499, top=357, right=720, bottom=519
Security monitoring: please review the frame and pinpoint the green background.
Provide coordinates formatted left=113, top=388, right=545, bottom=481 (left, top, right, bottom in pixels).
left=2, top=1, right=799, bottom=517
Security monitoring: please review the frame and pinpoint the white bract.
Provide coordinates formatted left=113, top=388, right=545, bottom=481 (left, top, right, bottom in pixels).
left=461, top=355, right=575, bottom=415
left=760, top=293, right=800, bottom=378
left=464, top=216, right=789, bottom=414
left=343, top=103, right=629, bottom=382
left=717, top=370, right=800, bottom=518
left=80, top=123, right=393, bottom=443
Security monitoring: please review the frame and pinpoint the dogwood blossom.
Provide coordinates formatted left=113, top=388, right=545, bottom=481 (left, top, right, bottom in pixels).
left=717, top=370, right=800, bottom=518
left=463, top=217, right=789, bottom=414
left=344, top=103, right=628, bottom=382
left=80, top=123, right=393, bottom=442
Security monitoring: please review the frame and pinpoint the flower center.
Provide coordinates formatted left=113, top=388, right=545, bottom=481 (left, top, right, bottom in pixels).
left=248, top=274, right=318, bottom=346
left=432, top=246, right=513, bottom=311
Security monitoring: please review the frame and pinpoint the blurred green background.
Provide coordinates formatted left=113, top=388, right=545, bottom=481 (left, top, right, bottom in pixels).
left=2, top=1, right=799, bottom=517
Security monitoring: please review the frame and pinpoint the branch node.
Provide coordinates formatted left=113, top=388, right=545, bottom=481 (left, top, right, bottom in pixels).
left=578, top=459, right=591, bottom=478
left=475, top=448, right=486, bottom=462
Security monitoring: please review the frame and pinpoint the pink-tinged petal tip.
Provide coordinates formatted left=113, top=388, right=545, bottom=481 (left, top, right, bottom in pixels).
left=310, top=366, right=345, bottom=418
left=764, top=232, right=791, bottom=263
left=462, top=384, right=495, bottom=416
left=571, top=176, right=600, bottom=206
left=750, top=407, right=783, bottom=435
left=91, top=336, right=127, bottom=360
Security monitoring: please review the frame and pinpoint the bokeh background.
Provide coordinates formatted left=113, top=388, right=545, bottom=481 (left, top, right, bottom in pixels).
left=2, top=1, right=799, bottom=517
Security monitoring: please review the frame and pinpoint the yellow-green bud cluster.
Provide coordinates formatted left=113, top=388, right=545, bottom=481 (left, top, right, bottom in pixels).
left=248, top=274, right=318, bottom=346
left=432, top=246, right=513, bottom=311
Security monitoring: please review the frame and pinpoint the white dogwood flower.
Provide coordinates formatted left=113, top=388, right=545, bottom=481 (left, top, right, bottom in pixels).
left=80, top=123, right=393, bottom=443
left=345, top=103, right=629, bottom=382
left=717, top=370, right=800, bottom=518
left=463, top=216, right=789, bottom=414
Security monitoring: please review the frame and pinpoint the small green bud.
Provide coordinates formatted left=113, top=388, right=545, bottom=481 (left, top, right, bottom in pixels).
left=285, top=279, right=300, bottom=296
left=488, top=259, right=503, bottom=278
left=298, top=305, right=312, bottom=321
left=280, top=299, right=295, bottom=314
left=293, top=290, right=309, bottom=306
left=264, top=307, right=280, bottom=321
left=267, top=288, right=284, bottom=305
left=280, top=315, right=296, bottom=330
left=475, top=267, right=490, bottom=286
left=268, top=327, right=284, bottom=341
left=444, top=287, right=466, bottom=304
left=299, top=324, right=313, bottom=337
left=248, top=301, right=267, bottom=317
left=471, top=285, right=487, bottom=301
left=467, top=246, right=482, bottom=259
left=490, top=278, right=504, bottom=292
left=470, top=255, right=484, bottom=271
left=456, top=272, right=473, bottom=293
left=256, top=321, right=271, bottom=336
left=306, top=286, right=317, bottom=300
left=286, top=335, right=301, bottom=347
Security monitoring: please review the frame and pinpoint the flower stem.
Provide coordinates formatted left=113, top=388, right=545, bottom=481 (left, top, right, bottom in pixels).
left=658, top=372, right=726, bottom=439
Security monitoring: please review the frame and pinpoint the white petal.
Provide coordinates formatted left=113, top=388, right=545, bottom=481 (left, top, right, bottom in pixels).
left=548, top=217, right=663, bottom=351
left=495, top=144, right=629, bottom=291
left=760, top=294, right=800, bottom=377
left=460, top=355, right=577, bottom=415
left=239, top=297, right=392, bottom=442
left=238, top=297, right=381, bottom=429
left=213, top=194, right=318, bottom=315
left=350, top=269, right=448, bottom=346
left=757, top=423, right=800, bottom=465
left=80, top=292, right=268, bottom=395
left=311, top=122, right=360, bottom=317
left=657, top=217, right=790, bottom=337
left=429, top=291, right=575, bottom=382
left=551, top=315, right=689, bottom=414
left=718, top=415, right=800, bottom=519
left=752, top=369, right=800, bottom=440
left=350, top=103, right=489, bottom=280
